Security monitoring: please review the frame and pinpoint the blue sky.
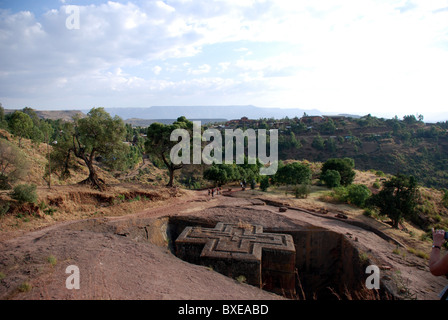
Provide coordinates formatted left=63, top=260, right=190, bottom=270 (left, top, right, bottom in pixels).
left=1, top=0, right=448, bottom=121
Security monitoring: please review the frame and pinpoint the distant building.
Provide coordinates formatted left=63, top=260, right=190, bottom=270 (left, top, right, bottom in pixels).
left=226, top=116, right=253, bottom=126
left=300, top=116, right=324, bottom=124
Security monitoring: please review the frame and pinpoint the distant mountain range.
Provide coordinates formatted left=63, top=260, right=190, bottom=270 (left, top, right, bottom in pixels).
left=5, top=105, right=446, bottom=123
left=4, top=109, right=85, bottom=122
left=103, top=105, right=323, bottom=121
left=5, top=105, right=366, bottom=124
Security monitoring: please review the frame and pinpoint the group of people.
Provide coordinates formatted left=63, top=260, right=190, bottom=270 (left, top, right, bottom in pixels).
left=207, top=187, right=222, bottom=197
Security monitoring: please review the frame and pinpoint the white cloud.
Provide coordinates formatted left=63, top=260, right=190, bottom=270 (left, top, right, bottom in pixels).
left=188, top=64, right=211, bottom=75
left=152, top=65, right=162, bottom=75
left=0, top=0, right=447, bottom=118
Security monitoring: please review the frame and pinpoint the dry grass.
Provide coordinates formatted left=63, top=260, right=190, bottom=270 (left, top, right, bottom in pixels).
left=0, top=183, right=189, bottom=241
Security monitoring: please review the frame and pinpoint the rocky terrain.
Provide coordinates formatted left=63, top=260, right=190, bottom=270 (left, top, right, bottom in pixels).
left=1, top=188, right=446, bottom=300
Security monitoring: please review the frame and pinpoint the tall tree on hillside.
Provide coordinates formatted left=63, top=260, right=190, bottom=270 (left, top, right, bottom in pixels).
left=368, top=174, right=419, bottom=229
left=0, top=139, right=29, bottom=189
left=72, top=107, right=128, bottom=190
left=8, top=111, right=33, bottom=148
left=145, top=116, right=193, bottom=187
left=49, top=122, right=77, bottom=181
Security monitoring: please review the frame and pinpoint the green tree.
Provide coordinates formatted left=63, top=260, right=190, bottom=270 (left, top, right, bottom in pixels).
left=320, top=118, right=336, bottom=134
left=145, top=116, right=193, bottom=187
left=0, top=139, right=29, bottom=189
left=274, top=162, right=311, bottom=186
left=346, top=184, right=371, bottom=207
left=8, top=111, right=33, bottom=147
left=203, top=163, right=238, bottom=187
left=403, top=114, right=417, bottom=125
left=49, top=122, right=76, bottom=181
left=368, top=174, right=419, bottom=228
left=260, top=176, right=269, bottom=191
left=72, top=107, right=128, bottom=190
left=311, top=134, right=325, bottom=150
left=325, top=138, right=336, bottom=153
left=321, top=169, right=341, bottom=188
left=321, top=158, right=355, bottom=186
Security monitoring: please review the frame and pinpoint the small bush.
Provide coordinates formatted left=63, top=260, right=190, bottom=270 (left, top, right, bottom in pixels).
left=363, top=207, right=375, bottom=217
left=18, top=281, right=32, bottom=292
left=375, top=170, right=385, bottom=177
left=294, top=184, right=311, bottom=199
left=372, top=180, right=381, bottom=189
left=346, top=184, right=371, bottom=207
left=10, top=184, right=37, bottom=204
left=260, top=176, right=269, bottom=192
left=330, top=184, right=371, bottom=208
left=47, top=255, right=57, bottom=266
left=331, top=186, right=348, bottom=202
left=44, top=207, right=57, bottom=216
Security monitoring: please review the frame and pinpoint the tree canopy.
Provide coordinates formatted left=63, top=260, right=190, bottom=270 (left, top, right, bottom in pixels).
left=72, top=107, right=128, bottom=190
left=0, top=139, right=29, bottom=189
left=321, top=158, right=355, bottom=186
left=368, top=174, right=419, bottom=228
left=274, top=161, right=312, bottom=186
left=145, top=116, right=193, bottom=187
left=8, top=111, right=33, bottom=147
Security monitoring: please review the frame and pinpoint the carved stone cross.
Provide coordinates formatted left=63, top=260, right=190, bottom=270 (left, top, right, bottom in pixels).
left=175, top=222, right=296, bottom=295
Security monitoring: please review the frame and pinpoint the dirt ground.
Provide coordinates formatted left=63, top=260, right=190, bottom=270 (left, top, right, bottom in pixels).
left=0, top=186, right=447, bottom=300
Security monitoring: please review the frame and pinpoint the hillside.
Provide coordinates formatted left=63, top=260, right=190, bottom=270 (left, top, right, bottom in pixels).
left=3, top=109, right=85, bottom=122
left=219, top=115, right=448, bottom=189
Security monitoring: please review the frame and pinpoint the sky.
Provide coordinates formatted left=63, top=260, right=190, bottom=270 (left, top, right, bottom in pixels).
left=0, top=0, right=448, bottom=121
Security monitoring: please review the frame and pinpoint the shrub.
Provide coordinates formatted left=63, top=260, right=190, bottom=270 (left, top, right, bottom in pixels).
left=321, top=169, right=341, bottom=188
left=10, top=184, right=37, bottom=204
left=372, top=179, right=381, bottom=189
left=47, top=255, right=57, bottom=266
left=294, top=184, right=311, bottom=199
left=346, top=184, right=371, bottom=207
left=18, top=281, right=32, bottom=292
left=260, top=176, right=269, bottom=191
left=274, top=162, right=312, bottom=186
left=375, top=170, right=385, bottom=177
left=331, top=186, right=349, bottom=203
left=363, top=207, right=375, bottom=217
left=330, top=184, right=371, bottom=208
left=321, top=158, right=355, bottom=186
